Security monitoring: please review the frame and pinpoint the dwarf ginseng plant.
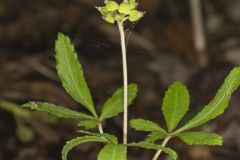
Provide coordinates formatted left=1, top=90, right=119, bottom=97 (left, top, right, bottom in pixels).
left=22, top=0, right=240, bottom=160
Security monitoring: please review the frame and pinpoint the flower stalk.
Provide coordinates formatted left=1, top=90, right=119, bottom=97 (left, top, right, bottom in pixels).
left=118, top=21, right=128, bottom=145
left=97, top=0, right=143, bottom=149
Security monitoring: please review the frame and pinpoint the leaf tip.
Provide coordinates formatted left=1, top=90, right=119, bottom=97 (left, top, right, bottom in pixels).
left=22, top=102, right=38, bottom=110
left=57, top=32, right=65, bottom=39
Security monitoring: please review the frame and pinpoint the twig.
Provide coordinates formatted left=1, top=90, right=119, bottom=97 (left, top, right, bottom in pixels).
left=190, top=0, right=208, bottom=67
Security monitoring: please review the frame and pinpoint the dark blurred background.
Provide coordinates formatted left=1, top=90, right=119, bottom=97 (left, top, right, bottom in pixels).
left=1, top=0, right=240, bottom=160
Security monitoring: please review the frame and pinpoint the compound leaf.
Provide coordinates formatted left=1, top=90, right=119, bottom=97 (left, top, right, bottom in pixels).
left=55, top=33, right=97, bottom=117
left=130, top=119, right=167, bottom=135
left=62, top=136, right=108, bottom=160
left=177, top=67, right=240, bottom=133
left=100, top=83, right=138, bottom=120
left=22, top=102, right=93, bottom=119
left=177, top=132, right=222, bottom=145
left=128, top=142, right=177, bottom=160
left=97, top=143, right=126, bottom=160
left=162, top=81, right=190, bottom=133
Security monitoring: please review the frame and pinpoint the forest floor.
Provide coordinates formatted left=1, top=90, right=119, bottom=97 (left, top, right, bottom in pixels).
left=1, top=0, right=240, bottom=160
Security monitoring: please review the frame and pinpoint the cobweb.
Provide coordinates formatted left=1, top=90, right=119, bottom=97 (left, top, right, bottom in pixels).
left=124, top=21, right=139, bottom=48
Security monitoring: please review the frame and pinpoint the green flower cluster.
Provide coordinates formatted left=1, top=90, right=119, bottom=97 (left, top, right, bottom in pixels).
left=97, top=0, right=144, bottom=23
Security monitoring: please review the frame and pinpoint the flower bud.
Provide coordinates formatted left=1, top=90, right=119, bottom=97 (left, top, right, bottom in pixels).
left=103, top=13, right=115, bottom=23
left=105, top=1, right=119, bottom=12
left=128, top=10, right=143, bottom=22
left=97, top=6, right=108, bottom=15
left=114, top=13, right=125, bottom=22
left=129, top=0, right=137, bottom=9
left=118, top=2, right=131, bottom=14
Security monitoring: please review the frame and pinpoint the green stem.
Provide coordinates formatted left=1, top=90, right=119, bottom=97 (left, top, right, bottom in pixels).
left=0, top=99, right=30, bottom=119
left=98, top=123, right=104, bottom=134
left=117, top=21, right=128, bottom=145
left=152, top=136, right=171, bottom=160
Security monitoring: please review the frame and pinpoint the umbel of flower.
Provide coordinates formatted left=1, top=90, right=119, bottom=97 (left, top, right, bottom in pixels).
left=97, top=0, right=144, bottom=24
